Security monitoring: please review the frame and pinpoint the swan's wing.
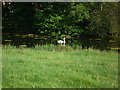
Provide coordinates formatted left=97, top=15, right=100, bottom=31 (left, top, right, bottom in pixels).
left=57, top=40, right=63, bottom=43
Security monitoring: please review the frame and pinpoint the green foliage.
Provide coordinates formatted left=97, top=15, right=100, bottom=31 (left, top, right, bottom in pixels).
left=70, top=3, right=90, bottom=22
left=3, top=3, right=35, bottom=33
left=2, top=2, right=119, bottom=39
left=88, top=3, right=118, bottom=38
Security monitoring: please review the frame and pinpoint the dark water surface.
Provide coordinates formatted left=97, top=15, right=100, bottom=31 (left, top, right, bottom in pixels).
left=2, top=33, right=119, bottom=51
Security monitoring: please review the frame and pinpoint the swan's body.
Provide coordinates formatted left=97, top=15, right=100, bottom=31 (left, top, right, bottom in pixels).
left=57, top=37, right=66, bottom=46
left=57, top=40, right=64, bottom=43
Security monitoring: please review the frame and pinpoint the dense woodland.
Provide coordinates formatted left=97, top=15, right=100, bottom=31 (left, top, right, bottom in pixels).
left=2, top=2, right=119, bottom=39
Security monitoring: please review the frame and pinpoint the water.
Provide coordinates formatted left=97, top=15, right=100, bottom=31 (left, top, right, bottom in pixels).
left=2, top=33, right=119, bottom=51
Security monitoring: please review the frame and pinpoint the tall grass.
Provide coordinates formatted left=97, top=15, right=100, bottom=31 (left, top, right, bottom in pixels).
left=2, top=45, right=118, bottom=88
left=33, top=44, right=83, bottom=52
left=0, top=45, right=2, bottom=89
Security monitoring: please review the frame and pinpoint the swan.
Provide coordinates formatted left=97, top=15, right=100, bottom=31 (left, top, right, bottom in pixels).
left=57, top=37, right=66, bottom=46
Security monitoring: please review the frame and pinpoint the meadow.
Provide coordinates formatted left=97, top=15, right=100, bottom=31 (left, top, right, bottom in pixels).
left=2, top=45, right=118, bottom=88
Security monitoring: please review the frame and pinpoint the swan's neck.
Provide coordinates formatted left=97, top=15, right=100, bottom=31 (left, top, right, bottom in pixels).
left=63, top=37, right=65, bottom=46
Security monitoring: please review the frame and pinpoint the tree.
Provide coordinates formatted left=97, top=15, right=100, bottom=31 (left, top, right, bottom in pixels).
left=88, top=2, right=119, bottom=38
left=2, top=2, right=35, bottom=34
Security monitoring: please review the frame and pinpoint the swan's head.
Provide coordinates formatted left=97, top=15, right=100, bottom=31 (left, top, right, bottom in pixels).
left=63, top=37, right=65, bottom=40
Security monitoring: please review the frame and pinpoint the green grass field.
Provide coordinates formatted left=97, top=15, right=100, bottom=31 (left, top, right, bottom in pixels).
left=2, top=45, right=118, bottom=88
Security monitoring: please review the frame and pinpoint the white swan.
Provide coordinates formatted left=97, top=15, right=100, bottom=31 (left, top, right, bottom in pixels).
left=57, top=37, right=66, bottom=46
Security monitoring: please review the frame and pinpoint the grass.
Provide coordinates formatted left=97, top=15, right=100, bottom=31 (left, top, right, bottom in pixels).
left=2, top=45, right=118, bottom=88
left=0, top=46, right=2, bottom=89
